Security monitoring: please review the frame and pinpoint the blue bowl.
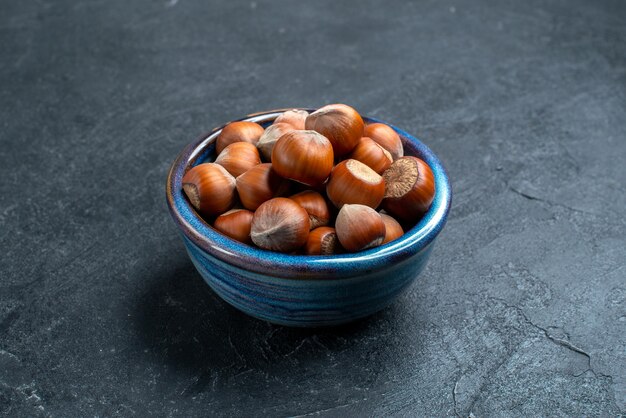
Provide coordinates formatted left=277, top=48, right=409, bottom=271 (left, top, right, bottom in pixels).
left=166, top=109, right=451, bottom=327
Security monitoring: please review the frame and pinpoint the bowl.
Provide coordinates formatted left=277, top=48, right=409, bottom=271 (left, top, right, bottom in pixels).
left=165, top=109, right=451, bottom=327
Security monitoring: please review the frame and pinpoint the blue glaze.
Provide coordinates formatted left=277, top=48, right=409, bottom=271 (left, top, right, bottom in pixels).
left=165, top=109, right=452, bottom=326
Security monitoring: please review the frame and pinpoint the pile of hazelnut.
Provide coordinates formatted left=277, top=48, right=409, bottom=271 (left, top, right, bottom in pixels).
left=182, top=104, right=435, bottom=255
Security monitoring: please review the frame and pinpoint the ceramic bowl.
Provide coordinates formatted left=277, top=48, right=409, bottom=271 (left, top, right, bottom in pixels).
left=166, top=109, right=451, bottom=327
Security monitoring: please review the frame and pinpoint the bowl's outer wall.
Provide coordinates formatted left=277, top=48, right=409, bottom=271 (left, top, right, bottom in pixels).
left=184, top=236, right=434, bottom=327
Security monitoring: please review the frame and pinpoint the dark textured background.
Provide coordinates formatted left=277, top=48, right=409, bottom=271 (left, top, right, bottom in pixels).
left=1, top=0, right=625, bottom=416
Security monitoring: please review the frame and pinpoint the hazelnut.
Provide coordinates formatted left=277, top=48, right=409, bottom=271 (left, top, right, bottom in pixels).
left=213, top=209, right=254, bottom=244
left=182, top=163, right=236, bottom=216
left=274, top=109, right=309, bottom=130
left=216, top=121, right=264, bottom=155
left=214, top=142, right=261, bottom=178
left=251, top=198, right=310, bottom=252
left=305, top=226, right=341, bottom=255
left=335, top=204, right=386, bottom=252
left=289, top=190, right=330, bottom=230
left=348, top=137, right=393, bottom=174
left=236, top=163, right=292, bottom=211
left=272, top=130, right=334, bottom=186
left=256, top=123, right=294, bottom=162
left=380, top=213, right=404, bottom=244
left=364, top=123, right=403, bottom=160
left=305, top=104, right=364, bottom=156
left=326, top=159, right=385, bottom=209
left=382, top=156, right=435, bottom=222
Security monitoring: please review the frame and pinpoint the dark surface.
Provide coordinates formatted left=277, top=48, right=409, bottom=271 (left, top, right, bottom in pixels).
left=1, top=0, right=625, bottom=416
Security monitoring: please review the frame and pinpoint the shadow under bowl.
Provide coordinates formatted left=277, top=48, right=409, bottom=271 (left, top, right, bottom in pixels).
left=166, top=109, right=452, bottom=327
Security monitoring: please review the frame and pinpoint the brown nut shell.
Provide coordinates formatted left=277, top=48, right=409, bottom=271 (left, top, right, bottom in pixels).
left=380, top=213, right=404, bottom=244
left=364, top=123, right=404, bottom=160
left=335, top=204, right=386, bottom=252
left=326, top=159, right=385, bottom=209
left=216, top=121, right=264, bottom=155
left=256, top=123, right=294, bottom=162
left=182, top=163, right=236, bottom=216
left=305, top=226, right=341, bottom=255
left=272, top=130, right=334, bottom=186
left=251, top=198, right=310, bottom=252
left=236, top=163, right=291, bottom=211
left=289, top=190, right=330, bottom=230
left=213, top=209, right=254, bottom=244
left=382, top=156, right=435, bottom=222
left=215, top=142, right=261, bottom=178
left=305, top=104, right=364, bottom=156
left=274, top=109, right=309, bottom=130
left=348, top=137, right=393, bottom=174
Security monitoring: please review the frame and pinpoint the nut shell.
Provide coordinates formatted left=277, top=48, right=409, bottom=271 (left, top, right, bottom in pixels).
left=236, top=163, right=291, bottom=211
left=215, top=142, right=261, bottom=178
left=216, top=121, right=264, bottom=155
left=274, top=109, right=309, bottom=130
left=251, top=198, right=310, bottom=252
left=182, top=163, right=236, bottom=216
left=272, top=130, right=334, bottom=186
left=380, top=213, right=404, bottom=244
left=305, top=104, right=364, bottom=156
left=214, top=209, right=254, bottom=244
left=256, top=123, right=294, bottom=161
left=305, top=226, right=340, bottom=255
left=326, top=159, right=385, bottom=209
left=289, top=190, right=330, bottom=230
left=348, top=137, right=393, bottom=174
left=335, top=204, right=386, bottom=252
left=382, top=156, right=435, bottom=222
left=364, top=123, right=404, bottom=160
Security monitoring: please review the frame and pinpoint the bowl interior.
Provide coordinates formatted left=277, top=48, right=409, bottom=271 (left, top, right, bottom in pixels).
left=166, top=109, right=452, bottom=278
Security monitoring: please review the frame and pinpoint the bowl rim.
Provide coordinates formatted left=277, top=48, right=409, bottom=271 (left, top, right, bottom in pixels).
left=165, top=108, right=452, bottom=279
